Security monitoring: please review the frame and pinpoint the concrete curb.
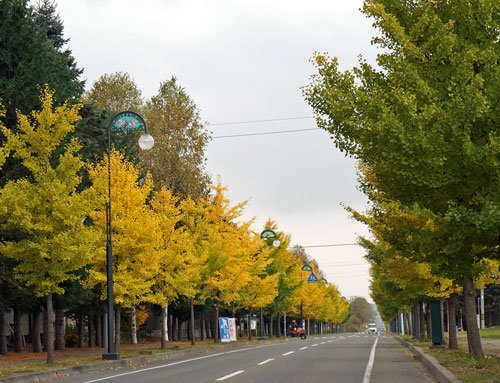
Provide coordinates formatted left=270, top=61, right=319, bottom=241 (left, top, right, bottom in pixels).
left=395, top=336, right=462, bottom=383
left=0, top=337, right=295, bottom=383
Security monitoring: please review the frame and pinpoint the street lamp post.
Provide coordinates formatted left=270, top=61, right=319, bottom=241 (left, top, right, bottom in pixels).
left=259, top=230, right=280, bottom=340
left=300, top=264, right=313, bottom=330
left=102, top=111, right=154, bottom=361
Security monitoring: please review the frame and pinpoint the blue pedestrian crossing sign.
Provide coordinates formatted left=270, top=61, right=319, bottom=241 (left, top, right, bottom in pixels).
left=307, top=271, right=318, bottom=283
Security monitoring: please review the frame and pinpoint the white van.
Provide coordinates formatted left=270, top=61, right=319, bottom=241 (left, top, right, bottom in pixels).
left=367, top=323, right=378, bottom=334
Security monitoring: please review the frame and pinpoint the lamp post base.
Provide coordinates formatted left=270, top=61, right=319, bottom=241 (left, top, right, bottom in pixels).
left=102, top=352, right=120, bottom=360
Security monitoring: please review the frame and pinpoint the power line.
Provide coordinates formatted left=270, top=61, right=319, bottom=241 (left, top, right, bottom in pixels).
left=212, top=128, right=320, bottom=139
left=289, top=243, right=358, bottom=249
left=209, top=116, right=314, bottom=127
left=321, top=263, right=368, bottom=268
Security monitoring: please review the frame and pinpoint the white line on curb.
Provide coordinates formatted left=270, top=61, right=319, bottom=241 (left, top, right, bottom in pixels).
left=216, top=370, right=245, bottom=381
left=362, top=336, right=380, bottom=383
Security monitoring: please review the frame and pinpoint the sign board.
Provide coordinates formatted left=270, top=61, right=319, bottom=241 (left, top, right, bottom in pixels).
left=219, top=317, right=231, bottom=342
left=307, top=271, right=318, bottom=283
left=110, top=111, right=146, bottom=132
left=228, top=318, right=237, bottom=341
left=302, top=265, right=313, bottom=272
left=260, top=229, right=277, bottom=239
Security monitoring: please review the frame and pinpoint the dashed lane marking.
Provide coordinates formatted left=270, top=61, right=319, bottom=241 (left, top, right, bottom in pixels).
left=282, top=351, right=295, bottom=356
left=257, top=359, right=274, bottom=366
left=299, top=346, right=308, bottom=350
left=216, top=370, right=245, bottom=381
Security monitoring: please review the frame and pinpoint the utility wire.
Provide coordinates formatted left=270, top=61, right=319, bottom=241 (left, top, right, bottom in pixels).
left=212, top=128, right=320, bottom=139
left=289, top=243, right=358, bottom=249
left=209, top=116, right=314, bottom=126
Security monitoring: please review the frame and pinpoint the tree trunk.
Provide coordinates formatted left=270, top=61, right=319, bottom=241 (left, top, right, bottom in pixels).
left=43, top=309, right=48, bottom=351
left=77, top=315, right=84, bottom=348
left=269, top=315, right=273, bottom=338
left=13, top=308, right=23, bottom=353
left=55, top=308, right=65, bottom=350
left=205, top=312, right=211, bottom=339
left=88, top=314, right=95, bottom=348
left=277, top=313, right=281, bottom=337
left=190, top=299, right=196, bottom=346
left=448, top=295, right=458, bottom=349
left=172, top=315, right=178, bottom=341
left=46, top=293, right=55, bottom=363
left=115, top=305, right=121, bottom=353
left=213, top=304, right=219, bottom=343
left=440, top=299, right=446, bottom=345
left=200, top=311, right=206, bottom=341
left=32, top=309, right=43, bottom=353
left=130, top=306, right=137, bottom=345
left=161, top=304, right=168, bottom=349
left=0, top=312, right=7, bottom=355
left=425, top=303, right=431, bottom=340
left=463, top=274, right=484, bottom=359
left=96, top=314, right=102, bottom=348
left=168, top=310, right=173, bottom=341
left=248, top=310, right=252, bottom=340
left=404, top=312, right=411, bottom=336
left=177, top=317, right=183, bottom=341
left=418, top=302, right=425, bottom=341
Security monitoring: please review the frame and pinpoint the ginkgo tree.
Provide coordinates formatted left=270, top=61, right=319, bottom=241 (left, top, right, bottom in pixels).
left=150, top=189, right=205, bottom=348
left=0, top=89, right=97, bottom=363
left=87, top=150, right=163, bottom=351
left=304, top=0, right=499, bottom=358
left=236, top=240, right=278, bottom=340
left=195, top=182, right=266, bottom=342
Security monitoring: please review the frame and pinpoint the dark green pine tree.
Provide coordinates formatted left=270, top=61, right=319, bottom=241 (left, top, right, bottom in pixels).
left=32, top=0, right=67, bottom=49
left=0, top=0, right=85, bottom=183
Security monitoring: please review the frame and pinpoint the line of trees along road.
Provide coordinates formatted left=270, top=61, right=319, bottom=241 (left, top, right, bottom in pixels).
left=0, top=0, right=349, bottom=363
left=304, top=0, right=499, bottom=359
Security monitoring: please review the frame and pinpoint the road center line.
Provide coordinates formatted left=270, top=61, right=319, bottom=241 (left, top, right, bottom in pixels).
left=282, top=351, right=295, bottom=356
left=299, top=346, right=308, bottom=350
left=311, top=344, right=319, bottom=347
left=362, top=336, right=380, bottom=383
left=257, top=358, right=274, bottom=365
left=216, top=370, right=245, bottom=381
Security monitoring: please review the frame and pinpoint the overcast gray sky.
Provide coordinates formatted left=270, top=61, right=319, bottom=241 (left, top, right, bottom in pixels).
left=55, top=0, right=379, bottom=300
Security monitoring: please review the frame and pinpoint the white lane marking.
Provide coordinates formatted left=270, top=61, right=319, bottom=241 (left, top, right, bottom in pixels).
left=327, top=340, right=332, bottom=343
left=362, top=336, right=380, bottom=383
left=311, top=344, right=319, bottom=347
left=282, top=351, right=295, bottom=356
left=257, top=358, right=274, bottom=365
left=80, top=345, right=265, bottom=383
left=320, top=342, right=326, bottom=344
left=216, top=370, right=245, bottom=381
left=299, top=346, right=308, bottom=350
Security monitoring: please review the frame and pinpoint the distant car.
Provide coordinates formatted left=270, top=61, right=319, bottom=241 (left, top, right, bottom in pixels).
left=367, top=323, right=378, bottom=334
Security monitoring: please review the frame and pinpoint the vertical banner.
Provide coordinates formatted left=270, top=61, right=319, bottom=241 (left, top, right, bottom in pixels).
left=228, top=318, right=237, bottom=341
left=219, top=317, right=231, bottom=342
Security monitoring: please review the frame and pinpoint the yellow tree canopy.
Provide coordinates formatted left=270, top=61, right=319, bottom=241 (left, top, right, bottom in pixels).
left=150, top=188, right=203, bottom=305
left=197, top=181, right=259, bottom=307
left=87, top=150, right=162, bottom=307
left=0, top=89, right=97, bottom=296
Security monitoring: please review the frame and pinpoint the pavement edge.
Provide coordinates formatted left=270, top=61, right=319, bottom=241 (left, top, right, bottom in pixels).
left=395, top=336, right=463, bottom=383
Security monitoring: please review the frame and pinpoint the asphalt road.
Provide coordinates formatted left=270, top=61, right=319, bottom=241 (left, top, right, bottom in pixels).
left=56, top=333, right=436, bottom=383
